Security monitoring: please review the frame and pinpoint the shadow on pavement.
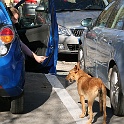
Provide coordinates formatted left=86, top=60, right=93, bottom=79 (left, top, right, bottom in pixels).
left=0, top=97, right=10, bottom=111
left=58, top=53, right=78, bottom=62
left=0, top=73, right=52, bottom=114
left=23, top=73, right=52, bottom=114
left=92, top=100, right=113, bottom=124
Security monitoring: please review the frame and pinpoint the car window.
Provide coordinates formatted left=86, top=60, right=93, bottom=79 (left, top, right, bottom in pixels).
left=95, top=1, right=116, bottom=27
left=111, top=5, right=124, bottom=29
left=54, top=0, right=108, bottom=11
left=106, top=2, right=122, bottom=28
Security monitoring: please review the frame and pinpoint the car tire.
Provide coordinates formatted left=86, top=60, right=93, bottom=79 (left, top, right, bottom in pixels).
left=110, top=65, right=124, bottom=116
left=78, top=46, right=84, bottom=69
left=10, top=93, right=24, bottom=114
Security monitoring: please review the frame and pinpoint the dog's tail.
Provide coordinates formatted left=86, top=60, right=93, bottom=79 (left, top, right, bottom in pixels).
left=101, top=83, right=107, bottom=124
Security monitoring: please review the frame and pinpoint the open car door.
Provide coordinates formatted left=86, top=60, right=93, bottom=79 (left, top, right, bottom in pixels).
left=15, top=0, right=58, bottom=74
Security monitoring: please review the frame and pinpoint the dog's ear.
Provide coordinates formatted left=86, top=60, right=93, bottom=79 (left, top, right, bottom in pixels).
left=74, top=65, right=77, bottom=70
left=72, top=65, right=78, bottom=71
left=77, top=62, right=81, bottom=70
left=74, top=65, right=79, bottom=73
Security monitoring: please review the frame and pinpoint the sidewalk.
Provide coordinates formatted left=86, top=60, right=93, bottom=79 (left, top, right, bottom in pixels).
left=56, top=61, right=76, bottom=75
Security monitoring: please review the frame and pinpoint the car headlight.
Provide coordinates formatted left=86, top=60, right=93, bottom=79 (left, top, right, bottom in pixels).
left=58, top=43, right=64, bottom=50
left=58, top=25, right=71, bottom=36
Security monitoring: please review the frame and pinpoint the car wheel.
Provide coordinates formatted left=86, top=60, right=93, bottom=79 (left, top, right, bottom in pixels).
left=78, top=46, right=84, bottom=69
left=10, top=93, right=24, bottom=114
left=110, top=65, right=124, bottom=116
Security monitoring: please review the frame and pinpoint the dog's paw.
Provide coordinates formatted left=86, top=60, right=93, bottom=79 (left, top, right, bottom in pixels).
left=86, top=120, right=92, bottom=124
left=86, top=122, right=92, bottom=124
left=79, top=113, right=86, bottom=118
left=103, top=122, right=106, bottom=124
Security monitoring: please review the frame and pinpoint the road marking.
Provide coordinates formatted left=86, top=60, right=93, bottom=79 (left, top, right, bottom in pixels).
left=45, top=74, right=88, bottom=124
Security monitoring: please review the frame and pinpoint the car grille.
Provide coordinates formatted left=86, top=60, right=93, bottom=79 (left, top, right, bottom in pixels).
left=67, top=44, right=79, bottom=51
left=70, top=29, right=84, bottom=37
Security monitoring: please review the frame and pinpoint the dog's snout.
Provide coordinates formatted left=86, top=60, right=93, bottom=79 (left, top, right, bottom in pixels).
left=65, top=76, right=76, bottom=84
left=65, top=77, right=71, bottom=82
left=66, top=73, right=76, bottom=84
left=70, top=79, right=76, bottom=83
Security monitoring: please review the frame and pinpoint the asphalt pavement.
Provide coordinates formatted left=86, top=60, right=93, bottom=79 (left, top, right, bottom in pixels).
left=1, top=59, right=124, bottom=124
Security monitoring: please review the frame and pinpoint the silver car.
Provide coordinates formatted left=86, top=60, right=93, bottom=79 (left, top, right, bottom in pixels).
left=55, top=0, right=109, bottom=54
left=78, top=0, right=124, bottom=116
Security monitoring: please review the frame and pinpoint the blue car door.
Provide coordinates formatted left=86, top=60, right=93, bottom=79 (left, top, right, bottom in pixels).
left=15, top=0, right=59, bottom=74
left=45, top=0, right=58, bottom=74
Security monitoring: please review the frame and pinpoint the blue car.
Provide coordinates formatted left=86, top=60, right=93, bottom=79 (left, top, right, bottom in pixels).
left=0, top=0, right=58, bottom=114
left=0, top=1, right=25, bottom=114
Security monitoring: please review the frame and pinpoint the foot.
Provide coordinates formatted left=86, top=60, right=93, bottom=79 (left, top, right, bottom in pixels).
left=86, top=120, right=92, bottom=124
left=79, top=113, right=86, bottom=118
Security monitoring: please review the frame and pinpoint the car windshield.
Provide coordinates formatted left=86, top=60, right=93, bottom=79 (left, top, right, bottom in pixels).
left=54, top=0, right=108, bottom=11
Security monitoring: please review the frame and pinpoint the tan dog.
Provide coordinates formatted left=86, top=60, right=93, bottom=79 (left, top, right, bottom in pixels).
left=66, top=62, right=106, bottom=124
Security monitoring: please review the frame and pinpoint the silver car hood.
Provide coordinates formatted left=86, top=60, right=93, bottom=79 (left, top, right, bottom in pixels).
left=56, top=11, right=101, bottom=28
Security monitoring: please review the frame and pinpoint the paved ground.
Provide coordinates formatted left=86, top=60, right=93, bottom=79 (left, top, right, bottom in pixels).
left=1, top=60, right=124, bottom=124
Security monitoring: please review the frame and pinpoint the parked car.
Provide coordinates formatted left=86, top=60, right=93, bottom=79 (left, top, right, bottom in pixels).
left=0, top=1, right=25, bottom=114
left=78, top=0, right=124, bottom=116
left=55, top=0, right=109, bottom=54
left=0, top=0, right=58, bottom=113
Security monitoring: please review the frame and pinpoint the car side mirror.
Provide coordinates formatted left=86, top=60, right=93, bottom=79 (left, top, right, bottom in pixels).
left=81, top=18, right=93, bottom=29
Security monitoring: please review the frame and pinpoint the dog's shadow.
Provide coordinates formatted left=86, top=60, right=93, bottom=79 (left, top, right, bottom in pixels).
left=91, top=100, right=113, bottom=124
left=78, top=100, right=113, bottom=124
